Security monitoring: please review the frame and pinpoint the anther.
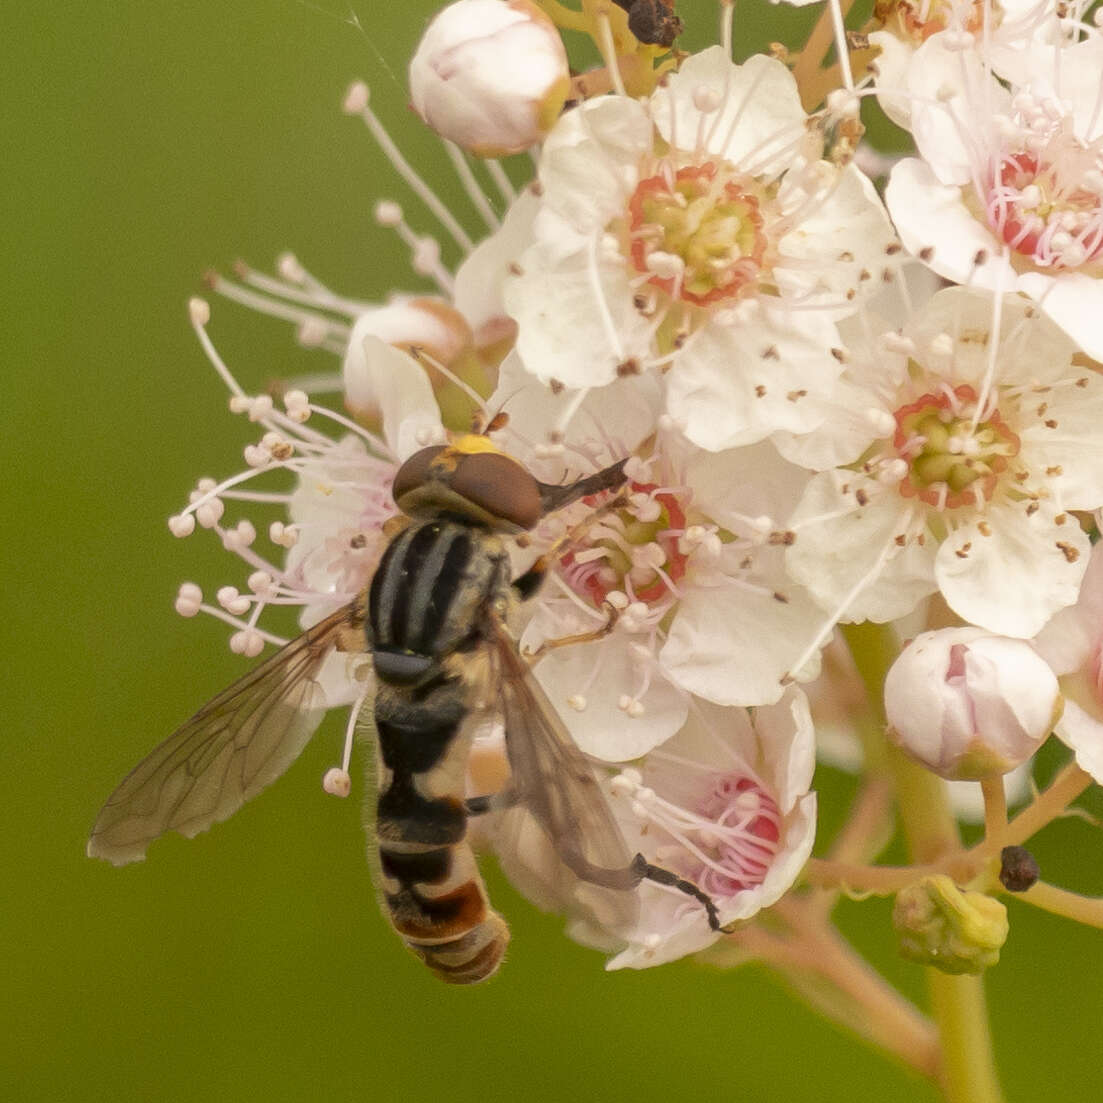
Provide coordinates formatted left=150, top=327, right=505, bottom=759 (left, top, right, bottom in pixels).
left=342, top=80, right=369, bottom=114
left=188, top=297, right=211, bottom=326
left=866, top=407, right=897, bottom=436
left=230, top=628, right=265, bottom=657
left=174, top=582, right=203, bottom=617
left=323, top=767, right=352, bottom=798
left=168, top=513, right=196, bottom=538
left=195, top=498, right=225, bottom=528
left=248, top=570, right=274, bottom=595
left=217, top=586, right=251, bottom=616
left=277, top=252, right=306, bottom=282
left=692, top=85, right=722, bottom=114
left=374, top=199, right=403, bottom=226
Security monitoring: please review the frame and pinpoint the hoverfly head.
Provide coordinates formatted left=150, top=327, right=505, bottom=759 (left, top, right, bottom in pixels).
left=392, top=435, right=543, bottom=532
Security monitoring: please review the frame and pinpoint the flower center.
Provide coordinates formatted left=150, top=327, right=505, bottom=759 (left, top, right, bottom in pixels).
left=892, top=385, right=1020, bottom=509
left=985, top=141, right=1103, bottom=271
left=692, top=775, right=782, bottom=896
left=559, top=481, right=689, bottom=615
left=626, top=164, right=767, bottom=306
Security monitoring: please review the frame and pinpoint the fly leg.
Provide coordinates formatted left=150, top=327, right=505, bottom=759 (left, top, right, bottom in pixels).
left=519, top=601, right=620, bottom=664
left=631, top=855, right=722, bottom=931
left=557, top=844, right=722, bottom=932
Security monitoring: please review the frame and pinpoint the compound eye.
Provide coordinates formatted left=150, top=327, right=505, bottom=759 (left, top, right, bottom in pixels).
left=448, top=450, right=543, bottom=530
left=392, top=445, right=446, bottom=507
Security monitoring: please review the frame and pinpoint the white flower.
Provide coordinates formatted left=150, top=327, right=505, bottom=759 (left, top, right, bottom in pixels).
left=503, top=47, right=899, bottom=451
left=784, top=286, right=1097, bottom=637
left=868, top=0, right=1063, bottom=129
left=1034, top=543, right=1103, bottom=783
left=604, top=690, right=817, bottom=969
left=884, top=34, right=1103, bottom=359
left=488, top=358, right=826, bottom=755
left=171, top=305, right=447, bottom=677
left=409, top=0, right=570, bottom=157
left=885, top=627, right=1061, bottom=779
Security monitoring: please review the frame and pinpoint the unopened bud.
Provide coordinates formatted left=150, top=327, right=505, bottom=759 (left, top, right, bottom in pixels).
left=885, top=628, right=1061, bottom=780
left=408, top=0, right=570, bottom=157
left=893, top=876, right=1009, bottom=974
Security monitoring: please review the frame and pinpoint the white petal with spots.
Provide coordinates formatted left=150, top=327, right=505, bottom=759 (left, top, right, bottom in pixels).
left=786, top=471, right=938, bottom=623
left=934, top=499, right=1089, bottom=637
left=665, top=304, right=842, bottom=451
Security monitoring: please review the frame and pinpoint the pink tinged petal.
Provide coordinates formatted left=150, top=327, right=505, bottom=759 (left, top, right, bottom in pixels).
left=342, top=331, right=444, bottom=461
left=665, top=307, right=842, bottom=451
left=505, top=247, right=653, bottom=388
left=651, top=48, right=807, bottom=177
left=754, top=686, right=817, bottom=810
left=1020, top=375, right=1103, bottom=509
left=1016, top=271, right=1103, bottom=364
left=786, top=471, right=938, bottom=623
left=531, top=638, right=689, bottom=761
left=774, top=163, right=899, bottom=312
left=934, top=500, right=1090, bottom=638
left=726, top=791, right=816, bottom=921
left=605, top=908, right=718, bottom=970
left=452, top=189, right=538, bottom=339
left=1054, top=699, right=1103, bottom=784
left=886, top=160, right=1006, bottom=285
left=661, top=580, right=824, bottom=706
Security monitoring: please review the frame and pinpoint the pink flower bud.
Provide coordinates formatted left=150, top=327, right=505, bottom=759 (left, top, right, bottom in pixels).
left=885, top=628, right=1062, bottom=780
left=408, top=0, right=569, bottom=157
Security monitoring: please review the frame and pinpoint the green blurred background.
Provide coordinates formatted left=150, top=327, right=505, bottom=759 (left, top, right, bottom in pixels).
left=5, top=2, right=1101, bottom=1100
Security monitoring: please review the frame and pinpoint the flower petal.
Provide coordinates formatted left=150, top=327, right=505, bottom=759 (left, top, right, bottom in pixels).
left=652, top=48, right=806, bottom=177
left=1016, top=270, right=1103, bottom=364
left=1054, top=698, right=1103, bottom=785
left=342, top=331, right=444, bottom=461
left=530, top=636, right=689, bottom=761
left=886, top=159, right=1005, bottom=285
left=934, top=500, right=1089, bottom=637
left=665, top=304, right=842, bottom=450
left=661, top=563, right=824, bottom=706
left=786, top=471, right=938, bottom=623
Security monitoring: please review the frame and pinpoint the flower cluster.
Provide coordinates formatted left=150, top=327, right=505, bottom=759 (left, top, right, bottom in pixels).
left=158, top=0, right=1103, bottom=1081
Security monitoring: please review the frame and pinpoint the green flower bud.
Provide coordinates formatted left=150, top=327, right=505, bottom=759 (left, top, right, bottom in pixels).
left=893, top=875, right=1009, bottom=975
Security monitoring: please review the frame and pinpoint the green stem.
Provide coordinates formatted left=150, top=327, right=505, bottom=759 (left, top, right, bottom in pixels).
left=927, top=973, right=1005, bottom=1103
left=843, top=621, right=1006, bottom=1103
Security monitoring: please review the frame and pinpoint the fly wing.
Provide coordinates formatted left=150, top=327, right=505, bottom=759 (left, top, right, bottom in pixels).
left=88, top=600, right=367, bottom=866
left=487, top=615, right=639, bottom=937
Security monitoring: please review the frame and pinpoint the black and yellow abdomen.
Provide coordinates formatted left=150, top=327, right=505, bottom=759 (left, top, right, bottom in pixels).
left=366, top=519, right=512, bottom=984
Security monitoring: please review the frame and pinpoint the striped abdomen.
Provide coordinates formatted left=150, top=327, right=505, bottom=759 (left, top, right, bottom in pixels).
left=368, top=520, right=511, bottom=984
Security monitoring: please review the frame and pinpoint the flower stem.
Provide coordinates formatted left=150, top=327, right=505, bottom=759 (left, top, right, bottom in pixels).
left=995, top=761, right=1092, bottom=848
left=1019, top=881, right=1103, bottom=929
left=927, top=972, right=1005, bottom=1103
left=843, top=621, right=1006, bottom=1103
left=718, top=914, right=939, bottom=1077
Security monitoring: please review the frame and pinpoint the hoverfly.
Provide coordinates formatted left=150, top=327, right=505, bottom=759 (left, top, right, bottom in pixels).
left=88, top=435, right=720, bottom=983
